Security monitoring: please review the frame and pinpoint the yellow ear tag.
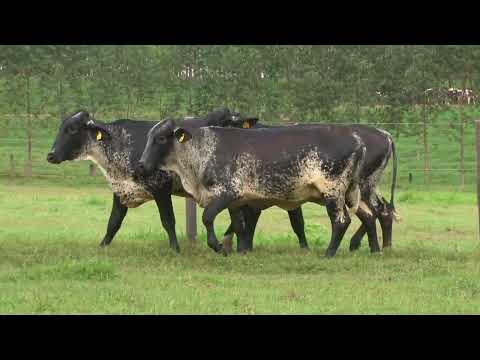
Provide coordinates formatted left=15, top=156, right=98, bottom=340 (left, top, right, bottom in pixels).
left=242, top=121, right=251, bottom=129
left=178, top=133, right=185, bottom=143
left=96, top=131, right=102, bottom=141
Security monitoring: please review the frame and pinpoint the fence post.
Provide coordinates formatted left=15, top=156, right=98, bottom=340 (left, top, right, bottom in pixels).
left=186, top=198, right=197, bottom=243
left=89, top=163, right=97, bottom=177
left=24, top=126, right=32, bottom=178
left=9, top=154, right=15, bottom=181
left=460, top=109, right=465, bottom=190
left=423, top=101, right=430, bottom=185
left=476, top=120, right=480, bottom=241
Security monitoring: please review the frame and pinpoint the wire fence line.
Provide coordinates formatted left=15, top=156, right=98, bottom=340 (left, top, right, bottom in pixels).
left=1, top=119, right=477, bottom=189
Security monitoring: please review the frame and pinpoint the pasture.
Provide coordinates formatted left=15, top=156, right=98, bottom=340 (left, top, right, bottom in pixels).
left=2, top=45, right=480, bottom=315
left=0, top=178, right=478, bottom=314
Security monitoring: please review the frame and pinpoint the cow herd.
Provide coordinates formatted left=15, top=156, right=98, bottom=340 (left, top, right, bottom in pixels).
left=47, top=109, right=399, bottom=258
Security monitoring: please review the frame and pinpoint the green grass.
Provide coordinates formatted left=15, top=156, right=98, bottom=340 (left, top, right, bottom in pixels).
left=0, top=179, right=478, bottom=314
left=0, top=107, right=478, bottom=313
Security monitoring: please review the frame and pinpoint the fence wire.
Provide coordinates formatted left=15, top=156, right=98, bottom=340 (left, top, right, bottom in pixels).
left=1, top=120, right=477, bottom=190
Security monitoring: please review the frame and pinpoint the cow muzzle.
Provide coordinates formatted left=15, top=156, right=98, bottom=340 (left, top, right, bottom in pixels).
left=47, top=152, right=61, bottom=164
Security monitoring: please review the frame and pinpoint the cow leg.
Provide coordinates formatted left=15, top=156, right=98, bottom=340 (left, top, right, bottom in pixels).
left=202, top=195, right=236, bottom=254
left=349, top=224, right=367, bottom=251
left=378, top=201, right=394, bottom=249
left=287, top=207, right=309, bottom=249
left=228, top=207, right=250, bottom=253
left=222, top=206, right=260, bottom=253
left=153, top=193, right=180, bottom=253
left=100, top=194, right=128, bottom=247
left=324, top=201, right=351, bottom=258
left=242, top=206, right=261, bottom=251
left=354, top=206, right=381, bottom=253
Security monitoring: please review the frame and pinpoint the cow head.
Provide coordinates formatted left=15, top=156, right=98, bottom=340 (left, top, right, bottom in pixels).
left=205, top=108, right=238, bottom=127
left=205, top=108, right=258, bottom=129
left=136, top=118, right=192, bottom=176
left=46, top=110, right=112, bottom=164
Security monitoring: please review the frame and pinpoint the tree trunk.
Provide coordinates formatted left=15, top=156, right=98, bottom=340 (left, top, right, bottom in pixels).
left=423, top=99, right=430, bottom=185
left=25, top=74, right=32, bottom=178
left=416, top=132, right=421, bottom=161
left=126, top=93, right=131, bottom=119
left=89, top=109, right=97, bottom=177
left=459, top=74, right=468, bottom=190
left=460, top=111, right=465, bottom=189
left=9, top=154, right=15, bottom=181
left=58, top=80, right=66, bottom=121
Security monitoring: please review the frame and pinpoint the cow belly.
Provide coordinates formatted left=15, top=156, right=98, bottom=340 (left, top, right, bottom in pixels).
left=232, top=182, right=328, bottom=211
left=111, top=179, right=154, bottom=208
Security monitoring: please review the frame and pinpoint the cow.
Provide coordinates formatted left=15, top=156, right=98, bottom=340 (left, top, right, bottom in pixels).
left=227, top=117, right=399, bottom=253
left=219, top=117, right=308, bottom=252
left=136, top=119, right=368, bottom=257
left=46, top=109, right=308, bottom=254
left=46, top=108, right=249, bottom=253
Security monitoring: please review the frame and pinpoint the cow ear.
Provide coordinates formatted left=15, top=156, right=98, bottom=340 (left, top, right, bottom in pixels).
left=173, top=127, right=192, bottom=143
left=241, top=117, right=258, bottom=129
left=86, top=120, right=112, bottom=142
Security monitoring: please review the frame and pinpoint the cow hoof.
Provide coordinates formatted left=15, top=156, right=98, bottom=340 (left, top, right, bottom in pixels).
left=170, top=243, right=181, bottom=253
left=349, top=244, right=361, bottom=252
left=324, top=250, right=337, bottom=258
left=349, top=239, right=361, bottom=251
left=99, top=241, right=110, bottom=248
left=213, top=243, right=224, bottom=254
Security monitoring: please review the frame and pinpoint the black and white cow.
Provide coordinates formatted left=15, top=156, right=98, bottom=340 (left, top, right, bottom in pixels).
left=46, top=109, right=250, bottom=252
left=46, top=109, right=308, bottom=253
left=137, top=119, right=367, bottom=257
left=345, top=124, right=398, bottom=250
left=219, top=118, right=307, bottom=251
left=226, top=118, right=399, bottom=253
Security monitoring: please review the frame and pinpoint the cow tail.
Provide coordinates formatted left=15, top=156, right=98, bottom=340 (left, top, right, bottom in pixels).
left=389, top=139, right=401, bottom=222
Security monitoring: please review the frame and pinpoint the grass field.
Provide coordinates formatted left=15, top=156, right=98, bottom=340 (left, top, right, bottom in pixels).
left=0, top=178, right=478, bottom=314
left=0, top=109, right=479, bottom=314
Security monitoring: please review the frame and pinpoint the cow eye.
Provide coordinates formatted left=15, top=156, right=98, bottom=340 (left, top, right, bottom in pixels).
left=156, top=136, right=167, bottom=144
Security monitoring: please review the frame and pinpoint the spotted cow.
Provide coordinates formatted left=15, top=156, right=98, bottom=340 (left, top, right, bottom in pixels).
left=46, top=109, right=256, bottom=252
left=227, top=118, right=399, bottom=253
left=137, top=119, right=367, bottom=257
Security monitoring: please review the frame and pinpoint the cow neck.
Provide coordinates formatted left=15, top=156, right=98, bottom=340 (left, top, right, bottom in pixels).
left=86, top=123, right=132, bottom=179
left=171, top=128, right=217, bottom=190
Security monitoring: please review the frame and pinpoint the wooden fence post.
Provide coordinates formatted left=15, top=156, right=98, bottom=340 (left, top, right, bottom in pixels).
left=9, top=154, right=15, bottom=181
left=460, top=108, right=465, bottom=190
left=89, top=163, right=97, bottom=177
left=423, top=100, right=430, bottom=185
left=476, top=120, right=480, bottom=241
left=24, top=131, right=32, bottom=178
left=186, top=198, right=197, bottom=243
